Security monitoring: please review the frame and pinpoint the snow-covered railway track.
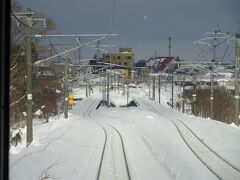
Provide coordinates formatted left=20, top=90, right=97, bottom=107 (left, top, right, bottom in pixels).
left=82, top=100, right=108, bottom=180
left=82, top=99, right=131, bottom=180
left=136, top=97, right=240, bottom=180
left=105, top=123, right=131, bottom=180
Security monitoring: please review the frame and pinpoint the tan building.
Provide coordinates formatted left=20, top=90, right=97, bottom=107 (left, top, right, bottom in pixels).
left=102, top=48, right=134, bottom=70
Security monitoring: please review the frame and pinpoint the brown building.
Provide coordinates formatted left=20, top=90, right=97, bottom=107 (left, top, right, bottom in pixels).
left=102, top=48, right=134, bottom=70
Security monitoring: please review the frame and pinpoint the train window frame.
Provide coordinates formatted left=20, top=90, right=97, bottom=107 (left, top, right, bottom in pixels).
left=0, top=0, right=10, bottom=180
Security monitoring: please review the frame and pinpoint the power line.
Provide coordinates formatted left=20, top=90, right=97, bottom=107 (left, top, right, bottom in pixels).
left=220, top=44, right=230, bottom=62
left=194, top=30, right=240, bottom=62
left=47, top=38, right=65, bottom=60
left=11, top=10, right=46, bottom=33
left=11, top=11, right=30, bottom=28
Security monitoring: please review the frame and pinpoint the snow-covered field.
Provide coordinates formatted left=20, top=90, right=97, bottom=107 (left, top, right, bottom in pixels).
left=9, top=84, right=240, bottom=180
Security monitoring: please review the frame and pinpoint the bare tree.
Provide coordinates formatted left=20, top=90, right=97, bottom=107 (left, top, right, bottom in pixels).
left=10, top=0, right=59, bottom=128
left=185, top=86, right=235, bottom=123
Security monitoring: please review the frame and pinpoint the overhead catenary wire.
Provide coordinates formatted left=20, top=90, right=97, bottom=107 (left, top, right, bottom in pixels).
left=10, top=47, right=22, bottom=68
left=11, top=10, right=48, bottom=38
left=47, top=38, right=65, bottom=61
left=220, top=44, right=230, bottom=62
left=11, top=11, right=31, bottom=29
left=11, top=11, right=42, bottom=32
left=194, top=30, right=240, bottom=62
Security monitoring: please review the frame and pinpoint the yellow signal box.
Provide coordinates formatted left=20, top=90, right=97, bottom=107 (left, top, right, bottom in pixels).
left=68, top=94, right=74, bottom=105
left=124, top=69, right=129, bottom=79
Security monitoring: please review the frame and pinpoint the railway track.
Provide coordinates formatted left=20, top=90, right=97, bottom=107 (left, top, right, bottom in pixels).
left=136, top=97, right=240, bottom=180
left=82, top=99, right=131, bottom=180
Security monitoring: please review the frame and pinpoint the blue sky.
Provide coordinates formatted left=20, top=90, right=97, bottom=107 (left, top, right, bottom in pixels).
left=17, top=0, right=240, bottom=61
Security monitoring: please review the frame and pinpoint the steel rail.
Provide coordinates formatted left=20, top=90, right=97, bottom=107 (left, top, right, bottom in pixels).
left=106, top=123, right=131, bottom=180
left=83, top=99, right=131, bottom=180
left=136, top=97, right=240, bottom=180
left=81, top=99, right=108, bottom=180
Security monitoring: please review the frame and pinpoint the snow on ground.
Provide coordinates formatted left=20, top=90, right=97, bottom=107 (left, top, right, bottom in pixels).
left=9, top=83, right=240, bottom=180
left=10, top=99, right=105, bottom=180
left=93, top=107, right=218, bottom=179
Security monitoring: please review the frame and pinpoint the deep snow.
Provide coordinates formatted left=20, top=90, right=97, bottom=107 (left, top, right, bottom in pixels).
left=9, top=83, right=240, bottom=180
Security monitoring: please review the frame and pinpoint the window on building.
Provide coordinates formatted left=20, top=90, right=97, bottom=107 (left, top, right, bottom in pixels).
left=118, top=56, right=121, bottom=60
left=124, top=62, right=128, bottom=65
left=104, top=55, right=110, bottom=59
left=127, top=56, right=132, bottom=60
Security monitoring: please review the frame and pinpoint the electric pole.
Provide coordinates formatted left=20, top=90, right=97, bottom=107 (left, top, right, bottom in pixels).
left=26, top=8, right=33, bottom=146
left=210, top=71, right=214, bottom=118
left=117, top=74, right=120, bottom=92
left=194, top=30, right=223, bottom=119
left=182, top=76, right=185, bottom=113
left=211, top=32, right=218, bottom=119
left=152, top=75, right=155, bottom=100
left=171, top=74, right=174, bottom=109
left=235, top=55, right=239, bottom=125
left=210, top=41, right=216, bottom=119
left=168, top=37, right=172, bottom=57
left=77, top=37, right=81, bottom=64
left=158, top=74, right=161, bottom=103
left=127, top=81, right=129, bottom=104
left=114, top=73, right=117, bottom=92
left=192, top=75, right=197, bottom=115
left=107, top=72, right=110, bottom=108
left=63, top=48, right=69, bottom=119
left=97, top=40, right=100, bottom=59
left=235, top=33, right=240, bottom=125
left=85, top=78, right=88, bottom=98
left=12, top=9, right=46, bottom=146
left=149, top=75, right=151, bottom=99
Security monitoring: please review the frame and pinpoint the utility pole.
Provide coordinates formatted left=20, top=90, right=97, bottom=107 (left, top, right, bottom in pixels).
left=158, top=74, right=161, bottom=103
left=168, top=37, right=172, bottom=57
left=210, top=71, right=214, bottom=119
left=102, top=75, right=107, bottom=106
left=192, top=75, right=197, bottom=115
left=194, top=30, right=223, bottom=119
left=85, top=78, right=88, bottom=98
left=171, top=74, right=174, bottom=109
left=77, top=37, right=81, bottom=64
left=149, top=75, right=151, bottom=99
left=97, top=40, right=100, bottom=59
left=13, top=9, right=46, bottom=146
left=107, top=72, right=110, bottom=108
left=210, top=39, right=216, bottom=119
left=152, top=75, right=155, bottom=100
left=182, top=76, right=185, bottom=113
left=126, top=82, right=129, bottom=104
left=114, top=73, right=117, bottom=92
left=235, top=55, right=239, bottom=125
left=117, top=74, right=120, bottom=91
left=26, top=9, right=33, bottom=146
left=211, top=32, right=218, bottom=119
left=235, top=34, right=240, bottom=125
left=63, top=48, right=69, bottom=119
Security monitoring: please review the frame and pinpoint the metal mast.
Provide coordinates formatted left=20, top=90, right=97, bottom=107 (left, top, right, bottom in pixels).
left=26, top=9, right=33, bottom=146
left=168, top=37, right=171, bottom=57
left=63, top=48, right=69, bottom=119
left=235, top=33, right=240, bottom=125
